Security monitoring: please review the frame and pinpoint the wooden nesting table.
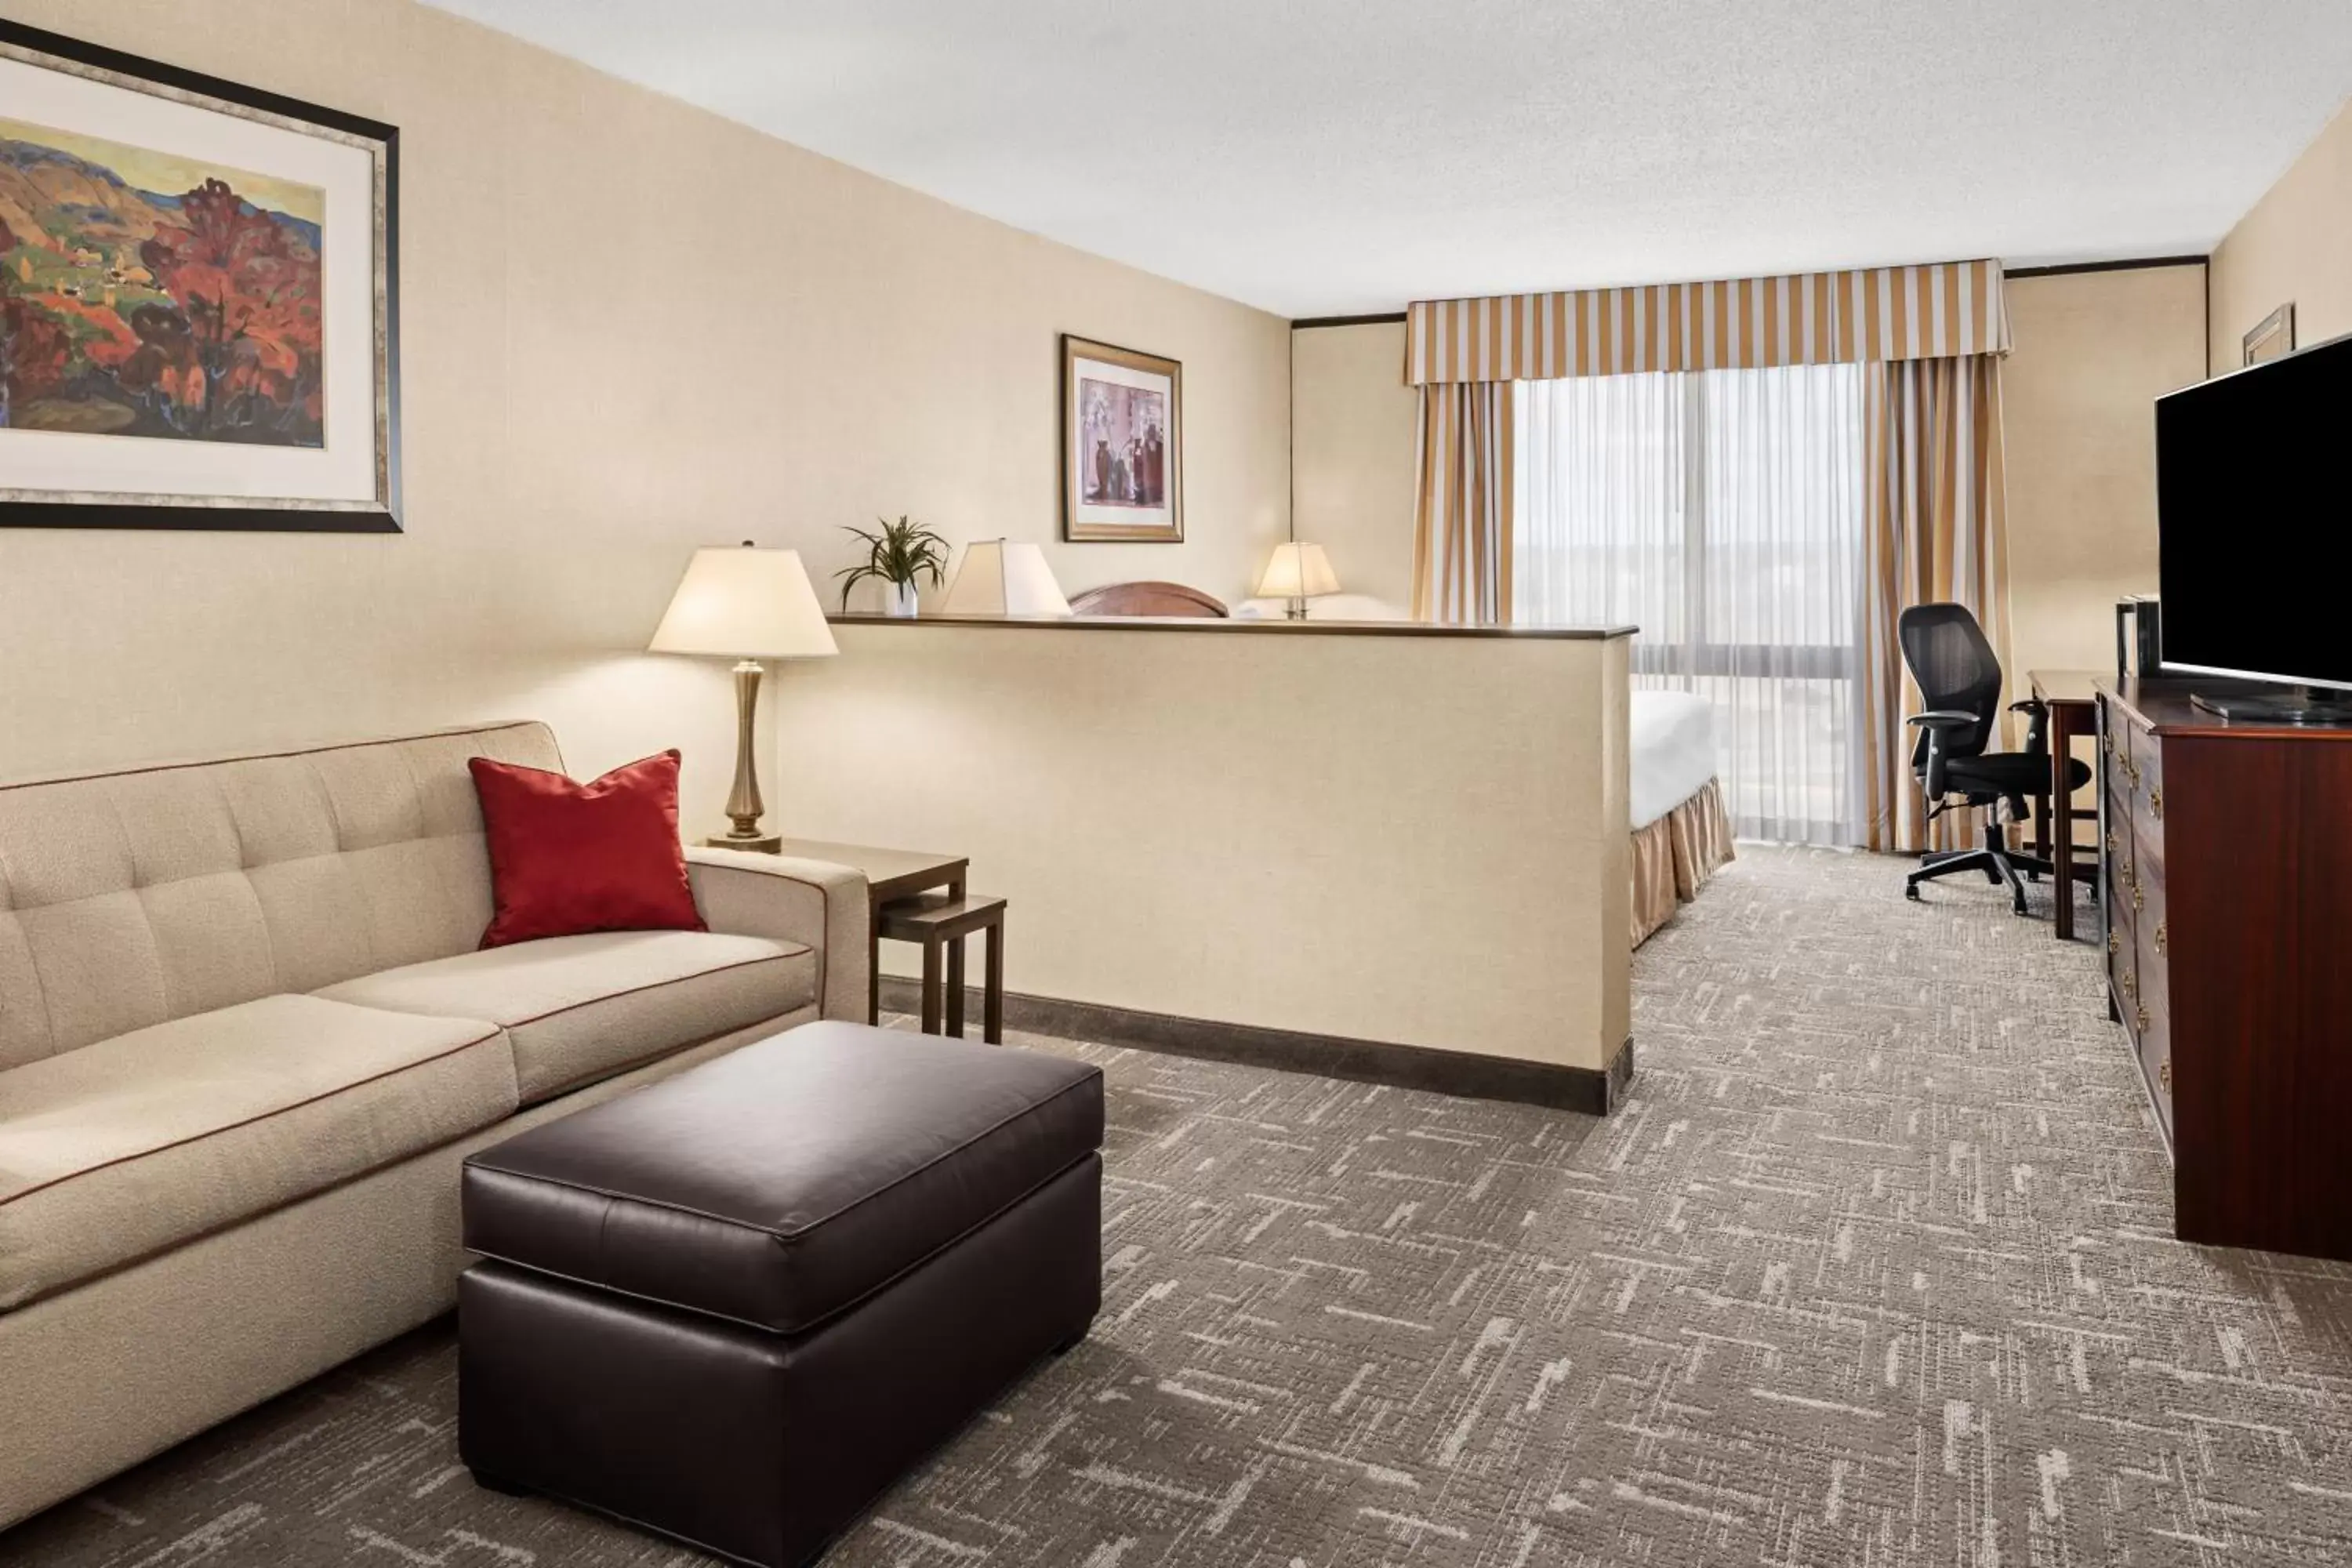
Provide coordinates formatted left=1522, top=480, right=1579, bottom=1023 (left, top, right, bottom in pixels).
left=775, top=838, right=1005, bottom=1044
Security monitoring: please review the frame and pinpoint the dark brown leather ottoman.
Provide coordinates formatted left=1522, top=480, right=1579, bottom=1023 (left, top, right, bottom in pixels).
left=456, top=1019, right=1104, bottom=1568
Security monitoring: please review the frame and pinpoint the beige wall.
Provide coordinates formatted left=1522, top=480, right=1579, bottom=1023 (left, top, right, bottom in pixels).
left=1290, top=321, right=1418, bottom=610
left=2211, top=99, right=2352, bottom=372
left=776, top=621, right=1632, bottom=1071
left=0, top=0, right=1290, bottom=826
left=2001, top=265, right=2207, bottom=680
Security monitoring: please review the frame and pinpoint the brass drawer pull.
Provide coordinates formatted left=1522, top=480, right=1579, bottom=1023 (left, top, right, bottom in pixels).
left=2138, top=1005, right=2151, bottom=1033
left=2105, top=829, right=2118, bottom=855
left=2132, top=876, right=2144, bottom=913
left=2154, top=920, right=2167, bottom=955
left=2149, top=786, right=2163, bottom=820
left=2122, top=968, right=2136, bottom=997
left=2107, top=930, right=2120, bottom=956
left=2158, top=1058, right=2172, bottom=1092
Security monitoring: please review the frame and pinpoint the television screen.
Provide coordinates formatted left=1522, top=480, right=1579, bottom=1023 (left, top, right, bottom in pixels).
left=2156, top=332, right=2352, bottom=691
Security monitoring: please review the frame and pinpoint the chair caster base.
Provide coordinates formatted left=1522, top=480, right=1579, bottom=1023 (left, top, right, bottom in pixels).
left=1905, top=884, right=1922, bottom=902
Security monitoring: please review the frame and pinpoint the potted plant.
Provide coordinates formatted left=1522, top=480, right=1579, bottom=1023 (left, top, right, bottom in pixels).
left=835, top=515, right=949, bottom=618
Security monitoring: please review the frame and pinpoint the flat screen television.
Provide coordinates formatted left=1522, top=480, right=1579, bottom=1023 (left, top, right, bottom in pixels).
left=2155, top=331, right=2352, bottom=720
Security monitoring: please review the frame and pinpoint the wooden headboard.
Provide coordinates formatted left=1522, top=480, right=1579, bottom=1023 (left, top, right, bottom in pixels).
left=1066, top=581, right=1229, bottom=618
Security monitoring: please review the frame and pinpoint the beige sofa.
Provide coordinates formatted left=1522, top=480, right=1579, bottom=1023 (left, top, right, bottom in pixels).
left=0, top=721, right=868, bottom=1529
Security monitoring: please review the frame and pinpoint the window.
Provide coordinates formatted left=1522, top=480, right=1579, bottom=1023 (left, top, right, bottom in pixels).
left=1515, top=363, right=1866, bottom=845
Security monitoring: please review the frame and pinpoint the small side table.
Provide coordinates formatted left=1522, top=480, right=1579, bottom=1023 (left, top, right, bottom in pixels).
left=877, top=894, right=1007, bottom=1044
left=772, top=838, right=968, bottom=1025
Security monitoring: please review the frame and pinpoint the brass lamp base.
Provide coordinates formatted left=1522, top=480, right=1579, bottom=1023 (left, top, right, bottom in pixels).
left=716, top=658, right=780, bottom=851
left=704, top=833, right=782, bottom=855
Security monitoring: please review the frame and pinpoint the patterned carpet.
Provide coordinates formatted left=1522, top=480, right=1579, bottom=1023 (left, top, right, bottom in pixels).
left=8, top=846, right=2352, bottom=1568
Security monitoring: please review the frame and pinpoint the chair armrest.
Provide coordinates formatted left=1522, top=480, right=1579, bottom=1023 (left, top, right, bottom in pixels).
left=2009, top=697, right=2050, bottom=753
left=684, top=848, right=869, bottom=1022
left=1905, top=712, right=1980, bottom=800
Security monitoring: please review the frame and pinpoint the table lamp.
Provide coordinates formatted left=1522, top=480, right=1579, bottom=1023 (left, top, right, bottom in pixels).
left=649, top=542, right=837, bottom=852
left=1257, top=542, right=1340, bottom=619
left=938, top=539, right=1073, bottom=616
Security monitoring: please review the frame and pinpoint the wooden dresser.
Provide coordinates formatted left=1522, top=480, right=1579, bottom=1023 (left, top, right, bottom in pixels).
left=2099, top=677, right=2352, bottom=1260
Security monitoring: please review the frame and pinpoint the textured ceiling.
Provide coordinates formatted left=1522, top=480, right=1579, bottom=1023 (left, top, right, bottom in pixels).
left=424, top=0, right=2352, bottom=318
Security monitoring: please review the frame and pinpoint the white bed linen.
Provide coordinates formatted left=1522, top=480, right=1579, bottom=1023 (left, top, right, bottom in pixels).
left=1630, top=691, right=1719, bottom=829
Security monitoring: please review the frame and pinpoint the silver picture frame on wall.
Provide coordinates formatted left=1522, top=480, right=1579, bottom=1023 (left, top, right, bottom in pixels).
left=2242, top=303, right=2296, bottom=367
left=0, top=20, right=401, bottom=532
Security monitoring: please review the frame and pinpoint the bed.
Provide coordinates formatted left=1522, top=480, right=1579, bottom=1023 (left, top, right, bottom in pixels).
left=1629, top=691, right=1736, bottom=946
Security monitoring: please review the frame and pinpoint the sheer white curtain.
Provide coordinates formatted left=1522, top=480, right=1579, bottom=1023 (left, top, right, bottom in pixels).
left=1515, top=364, right=1867, bottom=845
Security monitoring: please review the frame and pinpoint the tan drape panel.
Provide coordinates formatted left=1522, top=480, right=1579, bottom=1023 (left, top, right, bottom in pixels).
left=1406, top=260, right=2009, bottom=384
left=1410, top=381, right=1515, bottom=625
left=1859, top=354, right=2011, bottom=853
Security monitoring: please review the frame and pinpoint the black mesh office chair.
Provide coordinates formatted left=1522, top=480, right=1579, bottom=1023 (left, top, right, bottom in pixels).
left=1899, top=601, right=2091, bottom=914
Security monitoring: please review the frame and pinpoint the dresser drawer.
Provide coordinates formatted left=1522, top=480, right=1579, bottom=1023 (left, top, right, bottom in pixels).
left=2102, top=716, right=2132, bottom=809
left=2131, top=737, right=2166, bottom=866
left=2137, top=991, right=2175, bottom=1145
left=2129, top=830, right=2171, bottom=1147
left=2133, top=859, right=2169, bottom=1019
left=2107, top=877, right=2139, bottom=1044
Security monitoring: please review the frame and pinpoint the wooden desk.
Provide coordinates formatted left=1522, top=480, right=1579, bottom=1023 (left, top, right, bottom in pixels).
left=2027, top=670, right=2102, bottom=940
left=775, top=837, right=967, bottom=1025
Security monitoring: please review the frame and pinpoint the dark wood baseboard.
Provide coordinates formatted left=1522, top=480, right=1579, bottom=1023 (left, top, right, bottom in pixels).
left=877, top=978, right=1635, bottom=1115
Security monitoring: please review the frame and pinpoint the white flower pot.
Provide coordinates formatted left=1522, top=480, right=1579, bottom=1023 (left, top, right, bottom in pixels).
left=884, top=580, right=920, bottom=619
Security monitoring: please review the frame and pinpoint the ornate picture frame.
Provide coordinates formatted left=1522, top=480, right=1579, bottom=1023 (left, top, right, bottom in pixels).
left=1061, top=333, right=1182, bottom=543
left=0, top=20, right=400, bottom=532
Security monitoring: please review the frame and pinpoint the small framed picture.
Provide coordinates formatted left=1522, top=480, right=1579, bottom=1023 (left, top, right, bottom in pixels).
left=1062, top=334, right=1181, bottom=543
left=2243, top=303, right=2295, bottom=367
left=0, top=20, right=400, bottom=532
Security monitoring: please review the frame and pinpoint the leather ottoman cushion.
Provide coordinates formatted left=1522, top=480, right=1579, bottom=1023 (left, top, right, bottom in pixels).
left=460, top=1021, right=1102, bottom=1334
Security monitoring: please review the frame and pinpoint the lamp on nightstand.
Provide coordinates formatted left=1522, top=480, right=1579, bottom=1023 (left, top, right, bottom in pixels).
left=649, top=542, right=837, bottom=853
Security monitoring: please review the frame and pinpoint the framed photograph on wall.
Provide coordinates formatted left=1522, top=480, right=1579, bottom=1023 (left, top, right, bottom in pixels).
left=2243, top=303, right=2296, bottom=367
left=1062, top=334, right=1181, bottom=543
left=0, top=20, right=400, bottom=532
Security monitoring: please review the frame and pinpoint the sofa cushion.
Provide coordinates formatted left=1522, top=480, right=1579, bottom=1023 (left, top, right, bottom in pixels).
left=315, top=930, right=814, bottom=1106
left=0, top=994, right=515, bottom=1310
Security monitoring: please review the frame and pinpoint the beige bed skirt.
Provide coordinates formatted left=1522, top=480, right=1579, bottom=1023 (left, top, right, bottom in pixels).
left=1631, top=777, right=1736, bottom=947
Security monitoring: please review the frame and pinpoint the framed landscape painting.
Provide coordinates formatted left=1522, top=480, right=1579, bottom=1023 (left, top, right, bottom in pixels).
left=1062, top=334, right=1181, bottom=543
left=0, top=21, right=400, bottom=531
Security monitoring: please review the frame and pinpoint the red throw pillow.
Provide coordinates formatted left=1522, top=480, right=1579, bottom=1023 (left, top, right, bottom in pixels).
left=469, top=750, right=706, bottom=949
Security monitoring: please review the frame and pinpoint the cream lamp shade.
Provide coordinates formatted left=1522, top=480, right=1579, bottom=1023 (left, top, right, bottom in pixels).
left=1256, top=542, right=1341, bottom=601
left=649, top=544, right=839, bottom=659
left=648, top=543, right=836, bottom=855
left=939, top=539, right=1073, bottom=617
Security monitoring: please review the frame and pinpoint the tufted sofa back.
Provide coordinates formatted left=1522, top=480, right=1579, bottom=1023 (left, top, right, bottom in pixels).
left=0, top=722, right=566, bottom=1069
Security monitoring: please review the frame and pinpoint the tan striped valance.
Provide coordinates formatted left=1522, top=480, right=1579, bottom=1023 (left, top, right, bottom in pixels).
left=1406, top=260, right=2009, bottom=384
